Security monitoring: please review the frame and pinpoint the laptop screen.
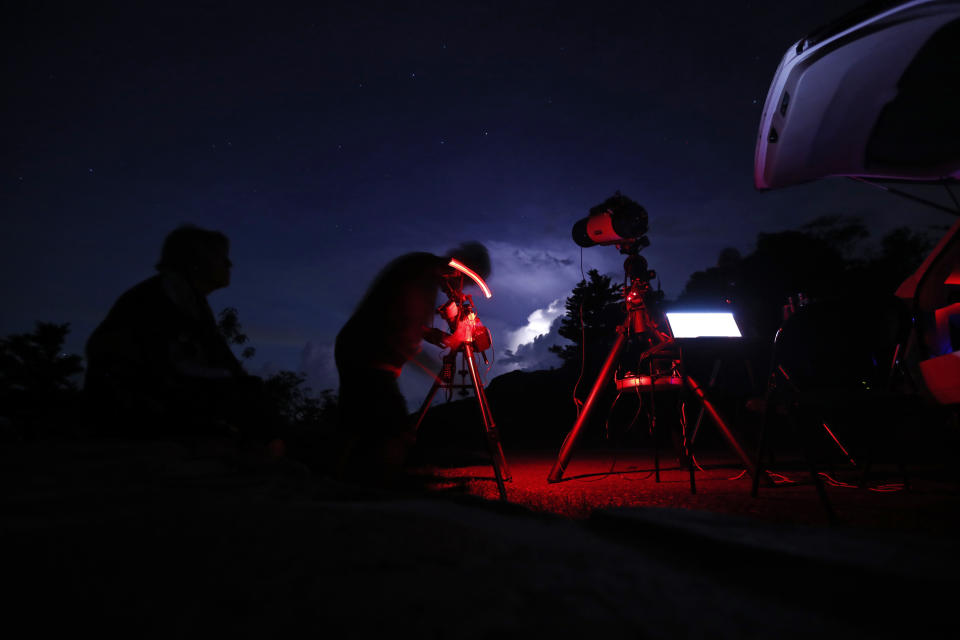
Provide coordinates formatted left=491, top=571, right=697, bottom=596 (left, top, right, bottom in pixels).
left=665, top=312, right=742, bottom=338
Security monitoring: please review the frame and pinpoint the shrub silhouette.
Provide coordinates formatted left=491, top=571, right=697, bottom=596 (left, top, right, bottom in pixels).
left=0, top=322, right=83, bottom=440
left=213, top=307, right=338, bottom=433
left=677, top=216, right=936, bottom=343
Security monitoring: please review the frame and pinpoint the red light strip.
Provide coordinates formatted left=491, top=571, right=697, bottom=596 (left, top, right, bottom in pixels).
left=448, top=258, right=492, bottom=298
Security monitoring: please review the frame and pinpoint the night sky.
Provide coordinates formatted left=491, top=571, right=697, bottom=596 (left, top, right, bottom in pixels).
left=3, top=1, right=953, bottom=406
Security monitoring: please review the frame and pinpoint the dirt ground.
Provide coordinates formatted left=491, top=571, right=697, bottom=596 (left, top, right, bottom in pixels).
left=410, top=448, right=960, bottom=535
left=3, top=435, right=958, bottom=638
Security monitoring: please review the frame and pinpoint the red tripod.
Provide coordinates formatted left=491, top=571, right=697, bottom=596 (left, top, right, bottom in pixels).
left=548, top=246, right=755, bottom=486
left=413, top=274, right=511, bottom=500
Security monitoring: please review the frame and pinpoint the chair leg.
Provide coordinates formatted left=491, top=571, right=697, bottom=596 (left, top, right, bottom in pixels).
left=751, top=395, right=777, bottom=497
left=858, top=427, right=876, bottom=489
left=799, top=412, right=837, bottom=525
left=896, top=414, right=912, bottom=491
left=751, top=404, right=769, bottom=498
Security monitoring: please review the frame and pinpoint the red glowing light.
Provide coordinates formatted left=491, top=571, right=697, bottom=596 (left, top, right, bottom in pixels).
left=448, top=259, right=492, bottom=298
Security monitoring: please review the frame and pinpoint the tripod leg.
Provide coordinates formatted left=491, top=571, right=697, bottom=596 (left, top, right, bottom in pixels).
left=463, top=344, right=511, bottom=500
left=687, top=431, right=696, bottom=493
left=820, top=420, right=856, bottom=468
left=679, top=395, right=696, bottom=494
left=686, top=375, right=756, bottom=479
left=653, top=410, right=660, bottom=482
left=412, top=378, right=443, bottom=437
left=649, top=360, right=660, bottom=483
left=798, top=409, right=838, bottom=525
left=690, top=359, right=721, bottom=445
left=548, top=331, right=628, bottom=483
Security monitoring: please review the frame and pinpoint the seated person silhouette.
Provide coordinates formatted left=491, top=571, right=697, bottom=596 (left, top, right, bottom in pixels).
left=333, top=242, right=491, bottom=485
left=84, top=225, right=280, bottom=452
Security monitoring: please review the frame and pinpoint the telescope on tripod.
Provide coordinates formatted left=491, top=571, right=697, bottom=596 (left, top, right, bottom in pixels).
left=548, top=193, right=756, bottom=486
left=413, top=259, right=511, bottom=500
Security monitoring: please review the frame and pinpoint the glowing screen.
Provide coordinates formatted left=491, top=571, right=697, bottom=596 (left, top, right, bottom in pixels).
left=665, top=312, right=742, bottom=338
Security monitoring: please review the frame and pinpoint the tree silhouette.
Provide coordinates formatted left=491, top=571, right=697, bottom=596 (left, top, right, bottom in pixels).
left=848, top=224, right=938, bottom=299
left=215, top=307, right=338, bottom=432
left=676, top=216, right=936, bottom=343
left=261, top=370, right=337, bottom=429
left=549, top=269, right=624, bottom=373
left=217, top=307, right=256, bottom=360
left=0, top=322, right=83, bottom=439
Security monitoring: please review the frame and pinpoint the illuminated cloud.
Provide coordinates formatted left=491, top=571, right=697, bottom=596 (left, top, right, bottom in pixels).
left=497, top=315, right=566, bottom=374
left=485, top=240, right=583, bottom=306
left=476, top=238, right=623, bottom=375
left=505, top=298, right=565, bottom=351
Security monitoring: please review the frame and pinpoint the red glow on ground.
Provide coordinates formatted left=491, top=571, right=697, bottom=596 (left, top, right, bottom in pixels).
left=406, top=449, right=937, bottom=530
left=448, top=258, right=492, bottom=298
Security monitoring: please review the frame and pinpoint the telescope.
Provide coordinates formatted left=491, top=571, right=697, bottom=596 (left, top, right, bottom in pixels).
left=550, top=191, right=757, bottom=486
left=413, top=259, right=510, bottom=500
left=571, top=191, right=649, bottom=248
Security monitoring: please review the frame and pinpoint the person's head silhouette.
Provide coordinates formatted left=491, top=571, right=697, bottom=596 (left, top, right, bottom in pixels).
left=445, top=241, right=491, bottom=281
left=156, top=225, right=232, bottom=295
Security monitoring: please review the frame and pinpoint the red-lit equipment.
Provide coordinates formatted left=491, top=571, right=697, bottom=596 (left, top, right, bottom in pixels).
left=413, top=262, right=509, bottom=499
left=549, top=193, right=756, bottom=489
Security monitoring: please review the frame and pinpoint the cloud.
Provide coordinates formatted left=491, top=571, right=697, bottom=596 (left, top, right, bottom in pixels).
left=504, top=298, right=565, bottom=351
left=496, top=314, right=566, bottom=374
left=485, top=241, right=584, bottom=307
left=508, top=248, right=575, bottom=269
left=472, top=239, right=614, bottom=376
